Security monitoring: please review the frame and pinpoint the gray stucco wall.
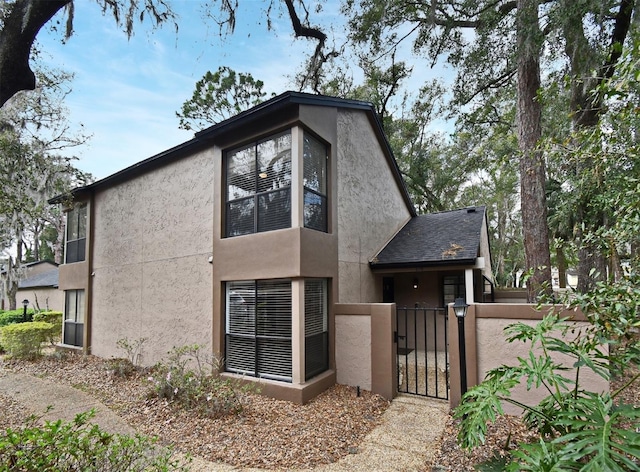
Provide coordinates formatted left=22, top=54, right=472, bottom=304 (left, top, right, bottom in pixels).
left=336, top=109, right=411, bottom=303
left=90, top=149, right=214, bottom=365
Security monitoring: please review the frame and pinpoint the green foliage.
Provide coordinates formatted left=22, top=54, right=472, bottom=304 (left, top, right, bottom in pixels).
left=32, top=311, right=63, bottom=344
left=454, top=314, right=640, bottom=470
left=0, top=321, right=52, bottom=358
left=148, top=345, right=257, bottom=418
left=0, top=409, right=191, bottom=471
left=177, top=66, right=271, bottom=131
left=0, top=309, right=33, bottom=327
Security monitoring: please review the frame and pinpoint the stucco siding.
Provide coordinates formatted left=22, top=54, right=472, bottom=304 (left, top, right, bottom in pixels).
left=476, top=317, right=609, bottom=415
left=335, top=313, right=372, bottom=390
left=19, top=287, right=64, bottom=313
left=90, top=150, right=214, bottom=364
left=336, top=109, right=411, bottom=303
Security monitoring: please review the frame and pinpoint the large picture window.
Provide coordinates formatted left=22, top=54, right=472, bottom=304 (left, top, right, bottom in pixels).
left=63, top=289, right=84, bottom=347
left=65, top=204, right=87, bottom=263
left=305, top=279, right=328, bottom=379
left=225, top=280, right=292, bottom=381
left=303, top=133, right=328, bottom=232
left=226, top=132, right=292, bottom=237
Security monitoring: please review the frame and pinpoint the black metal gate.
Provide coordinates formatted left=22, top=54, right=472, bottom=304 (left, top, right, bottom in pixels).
left=396, top=307, right=449, bottom=399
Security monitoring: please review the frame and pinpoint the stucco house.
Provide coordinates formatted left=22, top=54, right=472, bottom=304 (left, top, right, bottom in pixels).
left=52, top=91, right=493, bottom=403
left=1, top=261, right=63, bottom=312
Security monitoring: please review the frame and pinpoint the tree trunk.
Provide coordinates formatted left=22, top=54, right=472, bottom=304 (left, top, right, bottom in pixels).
left=556, top=245, right=567, bottom=289
left=516, top=0, right=552, bottom=302
left=0, top=0, right=71, bottom=107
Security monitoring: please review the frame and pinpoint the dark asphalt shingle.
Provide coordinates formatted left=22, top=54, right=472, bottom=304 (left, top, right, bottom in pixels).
left=371, top=206, right=486, bottom=268
left=18, top=269, right=59, bottom=289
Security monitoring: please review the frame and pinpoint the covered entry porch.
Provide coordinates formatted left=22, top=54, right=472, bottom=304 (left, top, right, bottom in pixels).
left=369, top=207, right=495, bottom=399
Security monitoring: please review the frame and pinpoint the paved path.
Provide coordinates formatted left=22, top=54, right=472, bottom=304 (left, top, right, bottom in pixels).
left=0, top=371, right=449, bottom=471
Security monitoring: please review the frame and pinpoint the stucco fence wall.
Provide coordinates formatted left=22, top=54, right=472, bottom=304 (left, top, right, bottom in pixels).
left=334, top=303, right=397, bottom=401
left=18, top=287, right=64, bottom=313
left=448, top=303, right=610, bottom=414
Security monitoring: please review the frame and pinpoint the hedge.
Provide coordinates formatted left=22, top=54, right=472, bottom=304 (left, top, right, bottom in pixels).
left=0, top=309, right=34, bottom=327
left=32, top=311, right=63, bottom=344
left=0, top=322, right=52, bottom=358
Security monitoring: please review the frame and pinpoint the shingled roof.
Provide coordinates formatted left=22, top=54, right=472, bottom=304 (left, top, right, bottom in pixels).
left=370, top=206, right=486, bottom=269
left=19, top=268, right=59, bottom=289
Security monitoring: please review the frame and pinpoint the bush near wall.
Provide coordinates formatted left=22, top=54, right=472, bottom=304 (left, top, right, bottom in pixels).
left=0, top=410, right=191, bottom=471
left=32, top=311, right=63, bottom=344
left=0, top=322, right=52, bottom=358
left=0, top=309, right=35, bottom=327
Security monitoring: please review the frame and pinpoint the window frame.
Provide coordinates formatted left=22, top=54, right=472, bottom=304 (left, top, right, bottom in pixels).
left=303, top=132, right=329, bottom=233
left=225, top=131, right=292, bottom=237
left=304, top=279, right=329, bottom=380
left=225, top=279, right=293, bottom=382
left=65, top=204, right=87, bottom=264
left=63, top=289, right=84, bottom=347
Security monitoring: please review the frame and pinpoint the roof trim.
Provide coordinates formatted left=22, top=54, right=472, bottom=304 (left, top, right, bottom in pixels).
left=369, top=257, right=478, bottom=270
left=49, top=91, right=415, bottom=216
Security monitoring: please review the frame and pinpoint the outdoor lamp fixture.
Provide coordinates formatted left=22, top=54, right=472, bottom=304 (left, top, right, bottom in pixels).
left=22, top=299, right=29, bottom=322
left=453, top=297, right=469, bottom=398
left=412, top=278, right=419, bottom=290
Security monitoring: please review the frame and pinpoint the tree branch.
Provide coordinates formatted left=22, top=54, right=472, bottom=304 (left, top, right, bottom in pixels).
left=284, top=0, right=339, bottom=93
left=0, top=0, right=72, bottom=107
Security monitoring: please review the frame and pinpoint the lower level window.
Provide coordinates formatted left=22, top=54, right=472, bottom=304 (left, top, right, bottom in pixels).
left=64, top=289, right=84, bottom=347
left=225, top=280, right=292, bottom=381
left=305, top=279, right=328, bottom=380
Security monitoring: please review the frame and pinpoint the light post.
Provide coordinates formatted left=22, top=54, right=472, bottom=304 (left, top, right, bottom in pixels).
left=22, top=299, right=29, bottom=322
left=453, top=297, right=469, bottom=397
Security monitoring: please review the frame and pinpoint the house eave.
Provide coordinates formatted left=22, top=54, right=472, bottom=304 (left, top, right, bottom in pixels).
left=49, top=91, right=416, bottom=216
left=369, top=258, right=478, bottom=271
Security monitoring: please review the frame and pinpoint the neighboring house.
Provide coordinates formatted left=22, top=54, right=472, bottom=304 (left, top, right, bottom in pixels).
left=51, top=91, right=493, bottom=403
left=1, top=261, right=63, bottom=312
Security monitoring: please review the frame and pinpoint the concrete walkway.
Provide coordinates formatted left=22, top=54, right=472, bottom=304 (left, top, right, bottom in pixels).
left=0, top=371, right=449, bottom=471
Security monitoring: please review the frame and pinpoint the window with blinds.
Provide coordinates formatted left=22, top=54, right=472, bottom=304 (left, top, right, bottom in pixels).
left=304, top=279, right=328, bottom=379
left=303, top=133, right=328, bottom=232
left=225, top=280, right=292, bottom=381
left=65, top=204, right=87, bottom=263
left=63, top=289, right=84, bottom=347
left=225, top=132, right=292, bottom=237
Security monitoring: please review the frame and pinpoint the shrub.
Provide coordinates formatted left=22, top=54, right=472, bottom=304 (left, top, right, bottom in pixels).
left=0, top=409, right=191, bottom=471
left=32, top=311, right=63, bottom=344
left=455, top=313, right=640, bottom=471
left=0, top=310, right=30, bottom=327
left=148, top=345, right=257, bottom=418
left=0, top=321, right=52, bottom=358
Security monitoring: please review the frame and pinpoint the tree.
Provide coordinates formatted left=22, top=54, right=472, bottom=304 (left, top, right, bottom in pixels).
left=344, top=0, right=637, bottom=298
left=0, top=65, right=89, bottom=308
left=516, top=0, right=551, bottom=300
left=177, top=67, right=271, bottom=131
left=0, top=0, right=177, bottom=107
left=0, top=0, right=338, bottom=107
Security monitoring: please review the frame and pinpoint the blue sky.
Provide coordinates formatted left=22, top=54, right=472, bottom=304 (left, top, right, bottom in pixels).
left=36, top=1, right=346, bottom=180
left=36, top=1, right=450, bottom=181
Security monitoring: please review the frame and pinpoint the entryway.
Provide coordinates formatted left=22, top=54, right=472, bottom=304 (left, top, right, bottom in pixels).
left=396, top=306, right=449, bottom=399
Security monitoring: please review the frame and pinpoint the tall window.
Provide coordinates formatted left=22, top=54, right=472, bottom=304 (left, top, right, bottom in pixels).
left=65, top=204, right=87, bottom=263
left=225, top=280, right=292, bottom=381
left=226, top=132, right=292, bottom=237
left=305, top=279, right=328, bottom=380
left=64, top=289, right=84, bottom=347
left=303, top=133, right=328, bottom=232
